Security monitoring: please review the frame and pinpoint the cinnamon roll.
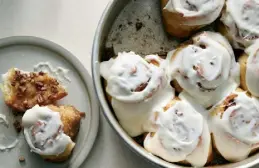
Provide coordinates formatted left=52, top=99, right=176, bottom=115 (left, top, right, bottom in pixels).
left=211, top=88, right=259, bottom=162
left=219, top=0, right=259, bottom=49
left=100, top=52, right=174, bottom=137
left=239, top=41, right=259, bottom=97
left=22, top=105, right=82, bottom=162
left=144, top=97, right=212, bottom=167
left=161, top=0, right=224, bottom=38
left=167, top=31, right=240, bottom=107
left=1, top=68, right=67, bottom=112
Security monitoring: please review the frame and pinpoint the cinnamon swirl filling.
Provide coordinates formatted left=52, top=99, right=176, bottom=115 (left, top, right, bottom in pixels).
left=212, top=90, right=259, bottom=146
left=164, top=0, right=224, bottom=25
left=22, top=105, right=72, bottom=156
left=221, top=0, right=259, bottom=48
left=167, top=32, right=239, bottom=107
left=100, top=52, right=174, bottom=137
left=144, top=99, right=211, bottom=167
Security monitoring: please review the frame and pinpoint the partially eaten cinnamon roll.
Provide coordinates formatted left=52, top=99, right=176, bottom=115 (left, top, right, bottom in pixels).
left=167, top=31, right=240, bottom=107
left=1, top=68, right=67, bottom=112
left=211, top=88, right=259, bottom=162
left=219, top=0, right=259, bottom=49
left=22, top=104, right=82, bottom=162
left=161, top=0, right=224, bottom=37
left=100, top=52, right=174, bottom=137
left=144, top=97, right=212, bottom=167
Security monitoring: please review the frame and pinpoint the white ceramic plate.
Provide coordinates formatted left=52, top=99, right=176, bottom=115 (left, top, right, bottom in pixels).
left=0, top=36, right=99, bottom=168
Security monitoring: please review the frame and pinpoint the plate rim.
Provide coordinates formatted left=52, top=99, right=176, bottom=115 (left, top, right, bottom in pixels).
left=0, top=35, right=99, bottom=168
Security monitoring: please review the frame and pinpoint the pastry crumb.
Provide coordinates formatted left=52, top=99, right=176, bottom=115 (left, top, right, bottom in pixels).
left=13, top=120, right=23, bottom=133
left=80, top=112, right=86, bottom=118
left=19, top=156, right=25, bottom=162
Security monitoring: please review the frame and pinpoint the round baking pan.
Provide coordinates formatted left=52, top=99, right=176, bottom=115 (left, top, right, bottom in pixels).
left=92, top=0, right=259, bottom=167
left=0, top=36, right=99, bottom=168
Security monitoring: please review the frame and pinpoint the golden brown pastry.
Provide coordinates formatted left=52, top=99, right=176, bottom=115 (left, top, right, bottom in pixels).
left=161, top=0, right=224, bottom=38
left=219, top=0, right=259, bottom=49
left=144, top=97, right=212, bottom=167
left=239, top=53, right=248, bottom=91
left=239, top=41, right=259, bottom=97
left=210, top=88, right=259, bottom=162
left=48, top=105, right=82, bottom=141
left=167, top=31, right=240, bottom=107
left=1, top=68, right=67, bottom=112
left=22, top=104, right=83, bottom=162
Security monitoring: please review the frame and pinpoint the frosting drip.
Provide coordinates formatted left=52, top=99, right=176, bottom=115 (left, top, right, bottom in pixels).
left=100, top=52, right=174, bottom=136
left=34, top=62, right=71, bottom=85
left=0, top=135, right=19, bottom=151
left=0, top=114, right=19, bottom=151
left=221, top=0, right=259, bottom=48
left=164, top=0, right=224, bottom=25
left=0, top=114, right=8, bottom=127
left=246, top=41, right=259, bottom=97
left=168, top=32, right=240, bottom=107
left=22, top=105, right=72, bottom=156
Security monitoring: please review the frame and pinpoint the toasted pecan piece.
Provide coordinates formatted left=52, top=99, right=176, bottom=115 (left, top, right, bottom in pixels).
left=1, top=68, right=67, bottom=112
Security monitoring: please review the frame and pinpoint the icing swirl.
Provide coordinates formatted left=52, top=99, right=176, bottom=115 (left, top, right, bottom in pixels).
left=100, top=52, right=174, bottom=136
left=221, top=0, right=259, bottom=48
left=245, top=41, right=259, bottom=97
left=211, top=90, right=259, bottom=161
left=101, top=52, right=165, bottom=103
left=164, top=0, right=224, bottom=25
left=213, top=91, right=259, bottom=145
left=144, top=99, right=210, bottom=166
left=168, top=32, right=240, bottom=107
left=22, top=105, right=73, bottom=156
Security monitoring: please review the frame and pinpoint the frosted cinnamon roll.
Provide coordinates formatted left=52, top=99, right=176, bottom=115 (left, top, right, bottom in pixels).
left=211, top=88, right=259, bottom=162
left=100, top=52, right=174, bottom=137
left=167, top=32, right=240, bottom=107
left=22, top=105, right=82, bottom=162
left=144, top=98, right=212, bottom=167
left=220, top=0, right=259, bottom=49
left=161, top=0, right=224, bottom=38
left=239, top=41, right=259, bottom=97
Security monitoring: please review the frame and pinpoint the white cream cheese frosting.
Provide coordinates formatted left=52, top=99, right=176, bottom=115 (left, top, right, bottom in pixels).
left=164, top=0, right=224, bottom=26
left=211, top=91, right=259, bottom=161
left=34, top=62, right=71, bottom=85
left=100, top=52, right=174, bottom=137
left=0, top=114, right=19, bottom=151
left=144, top=99, right=211, bottom=167
left=22, top=105, right=73, bottom=156
left=0, top=114, right=8, bottom=127
left=221, top=0, right=259, bottom=49
left=0, top=137, right=19, bottom=151
left=245, top=41, right=259, bottom=97
left=167, top=32, right=240, bottom=107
